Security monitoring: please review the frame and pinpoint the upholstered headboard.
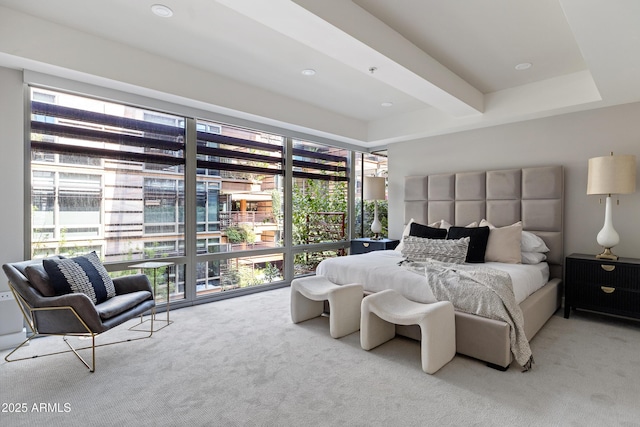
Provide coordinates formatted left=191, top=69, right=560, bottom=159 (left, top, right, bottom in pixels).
left=404, top=166, right=564, bottom=279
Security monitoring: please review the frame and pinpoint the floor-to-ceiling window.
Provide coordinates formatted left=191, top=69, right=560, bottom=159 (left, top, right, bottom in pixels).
left=195, top=119, right=285, bottom=296
left=30, top=87, right=187, bottom=303
left=291, top=139, right=349, bottom=274
left=354, top=151, right=388, bottom=239
left=28, top=86, right=388, bottom=306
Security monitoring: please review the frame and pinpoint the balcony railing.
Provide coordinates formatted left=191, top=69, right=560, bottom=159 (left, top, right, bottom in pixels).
left=219, top=211, right=275, bottom=227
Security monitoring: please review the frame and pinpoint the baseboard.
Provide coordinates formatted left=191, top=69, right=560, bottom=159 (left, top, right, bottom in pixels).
left=0, top=295, right=26, bottom=350
left=0, top=328, right=27, bottom=351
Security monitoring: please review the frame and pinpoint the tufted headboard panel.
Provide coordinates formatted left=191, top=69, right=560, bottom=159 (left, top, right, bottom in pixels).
left=404, top=166, right=564, bottom=279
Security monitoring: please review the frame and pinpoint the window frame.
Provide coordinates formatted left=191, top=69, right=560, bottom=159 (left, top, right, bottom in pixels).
left=24, top=79, right=381, bottom=308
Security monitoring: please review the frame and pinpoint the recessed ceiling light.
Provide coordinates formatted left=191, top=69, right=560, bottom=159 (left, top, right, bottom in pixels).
left=381, top=102, right=393, bottom=107
left=515, top=62, right=532, bottom=71
left=301, top=69, right=316, bottom=76
left=151, top=4, right=173, bottom=18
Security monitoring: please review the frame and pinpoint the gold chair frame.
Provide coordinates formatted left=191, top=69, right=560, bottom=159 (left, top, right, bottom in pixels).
left=4, top=285, right=154, bottom=372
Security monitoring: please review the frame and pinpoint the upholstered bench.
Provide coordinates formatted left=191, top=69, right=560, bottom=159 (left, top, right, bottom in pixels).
left=360, top=289, right=456, bottom=374
left=290, top=276, right=363, bottom=338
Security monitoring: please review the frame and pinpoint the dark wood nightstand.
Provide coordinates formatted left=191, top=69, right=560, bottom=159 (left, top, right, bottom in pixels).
left=350, top=238, right=399, bottom=255
left=564, top=253, right=640, bottom=320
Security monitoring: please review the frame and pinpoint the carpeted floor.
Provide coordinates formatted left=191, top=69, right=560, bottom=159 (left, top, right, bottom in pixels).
left=1, top=286, right=639, bottom=427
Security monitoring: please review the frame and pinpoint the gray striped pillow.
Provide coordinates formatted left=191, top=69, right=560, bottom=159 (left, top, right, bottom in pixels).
left=401, top=236, right=470, bottom=264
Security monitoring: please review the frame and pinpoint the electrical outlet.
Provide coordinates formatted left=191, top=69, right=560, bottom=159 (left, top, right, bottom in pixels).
left=0, top=291, right=14, bottom=301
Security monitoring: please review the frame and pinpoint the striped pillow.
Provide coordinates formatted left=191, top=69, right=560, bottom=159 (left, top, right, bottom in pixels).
left=401, top=236, right=470, bottom=264
left=43, top=251, right=116, bottom=304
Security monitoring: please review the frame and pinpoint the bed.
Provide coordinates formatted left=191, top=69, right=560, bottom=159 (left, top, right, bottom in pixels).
left=317, top=165, right=564, bottom=370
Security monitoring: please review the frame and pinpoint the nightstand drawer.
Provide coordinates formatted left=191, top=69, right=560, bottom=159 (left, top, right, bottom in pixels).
left=574, top=282, right=640, bottom=317
left=567, top=260, right=640, bottom=291
left=350, top=238, right=399, bottom=254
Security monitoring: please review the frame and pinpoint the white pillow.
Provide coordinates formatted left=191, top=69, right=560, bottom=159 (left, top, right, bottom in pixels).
left=479, top=220, right=522, bottom=264
left=440, top=220, right=478, bottom=231
left=395, top=218, right=415, bottom=252
left=521, top=251, right=547, bottom=264
left=521, top=231, right=550, bottom=253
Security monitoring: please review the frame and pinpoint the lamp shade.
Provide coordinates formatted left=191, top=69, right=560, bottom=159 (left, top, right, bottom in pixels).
left=587, top=154, right=636, bottom=195
left=364, top=176, right=386, bottom=200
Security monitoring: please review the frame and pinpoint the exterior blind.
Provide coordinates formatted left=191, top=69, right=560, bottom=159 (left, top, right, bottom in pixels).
left=31, top=101, right=185, bottom=166
left=292, top=142, right=349, bottom=182
left=196, top=131, right=283, bottom=176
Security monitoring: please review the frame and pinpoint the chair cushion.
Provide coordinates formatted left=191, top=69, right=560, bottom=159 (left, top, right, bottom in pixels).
left=24, top=264, right=56, bottom=297
left=96, top=291, right=152, bottom=320
left=43, top=252, right=116, bottom=304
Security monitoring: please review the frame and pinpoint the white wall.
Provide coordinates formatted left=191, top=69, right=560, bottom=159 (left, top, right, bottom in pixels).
left=0, top=66, right=27, bottom=348
left=387, top=102, right=640, bottom=259
left=0, top=67, right=25, bottom=286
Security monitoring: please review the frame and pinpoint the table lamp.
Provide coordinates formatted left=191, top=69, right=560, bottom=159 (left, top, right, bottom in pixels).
left=587, top=152, right=636, bottom=260
left=364, top=176, right=386, bottom=240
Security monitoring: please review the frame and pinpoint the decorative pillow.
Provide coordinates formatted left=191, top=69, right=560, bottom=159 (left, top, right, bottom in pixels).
left=439, top=219, right=453, bottom=231
left=479, top=220, right=522, bottom=264
left=43, top=252, right=116, bottom=304
left=521, top=251, right=547, bottom=264
left=440, top=220, right=478, bottom=231
left=521, top=231, right=550, bottom=253
left=446, top=226, right=490, bottom=263
left=401, top=236, right=470, bottom=264
left=24, top=264, right=56, bottom=297
left=409, top=222, right=447, bottom=239
left=396, top=219, right=440, bottom=251
left=395, top=218, right=415, bottom=252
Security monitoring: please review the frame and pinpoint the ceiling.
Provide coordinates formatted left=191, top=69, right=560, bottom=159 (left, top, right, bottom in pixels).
left=0, top=0, right=639, bottom=148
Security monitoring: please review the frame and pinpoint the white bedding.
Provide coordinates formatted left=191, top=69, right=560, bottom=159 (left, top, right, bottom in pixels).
left=315, top=250, right=549, bottom=305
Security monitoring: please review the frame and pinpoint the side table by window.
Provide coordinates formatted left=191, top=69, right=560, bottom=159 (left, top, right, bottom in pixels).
left=129, top=261, right=174, bottom=331
left=350, top=238, right=399, bottom=255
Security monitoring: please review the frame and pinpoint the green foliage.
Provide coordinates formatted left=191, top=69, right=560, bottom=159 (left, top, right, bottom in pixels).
left=238, top=265, right=262, bottom=288
left=226, top=224, right=256, bottom=243
left=221, top=264, right=240, bottom=290
left=271, top=189, right=281, bottom=222
left=292, top=179, right=347, bottom=245
left=263, top=262, right=280, bottom=283
left=226, top=226, right=245, bottom=243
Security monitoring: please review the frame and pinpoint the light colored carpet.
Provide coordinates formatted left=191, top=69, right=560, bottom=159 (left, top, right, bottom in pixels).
left=1, top=287, right=639, bottom=427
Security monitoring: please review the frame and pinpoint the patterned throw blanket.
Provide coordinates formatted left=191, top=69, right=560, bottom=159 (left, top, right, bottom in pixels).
left=400, top=259, right=534, bottom=371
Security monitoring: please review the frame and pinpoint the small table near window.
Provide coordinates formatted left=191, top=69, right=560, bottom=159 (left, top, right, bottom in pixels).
left=129, top=261, right=174, bottom=332
left=350, top=238, right=399, bottom=255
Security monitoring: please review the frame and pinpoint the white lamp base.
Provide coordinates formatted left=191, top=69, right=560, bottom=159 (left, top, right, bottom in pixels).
left=595, top=196, right=619, bottom=260
left=370, top=201, right=382, bottom=240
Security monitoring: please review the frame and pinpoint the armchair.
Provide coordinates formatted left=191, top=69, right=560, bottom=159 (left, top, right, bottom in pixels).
left=2, top=256, right=156, bottom=372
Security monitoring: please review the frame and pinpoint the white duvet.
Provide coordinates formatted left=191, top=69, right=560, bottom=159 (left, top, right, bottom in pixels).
left=315, top=250, right=549, bottom=305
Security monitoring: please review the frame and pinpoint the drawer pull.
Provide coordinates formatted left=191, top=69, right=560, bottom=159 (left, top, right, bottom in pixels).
left=362, top=243, right=370, bottom=248
left=600, top=264, right=615, bottom=272
left=600, top=286, right=616, bottom=294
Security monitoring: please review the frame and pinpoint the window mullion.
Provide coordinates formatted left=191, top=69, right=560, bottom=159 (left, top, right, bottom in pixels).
left=183, top=117, right=198, bottom=302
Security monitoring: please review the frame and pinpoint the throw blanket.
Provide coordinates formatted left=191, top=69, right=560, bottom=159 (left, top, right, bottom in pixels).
left=401, top=259, right=534, bottom=371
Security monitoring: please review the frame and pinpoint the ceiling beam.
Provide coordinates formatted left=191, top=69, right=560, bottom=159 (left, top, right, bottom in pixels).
left=215, top=0, right=484, bottom=117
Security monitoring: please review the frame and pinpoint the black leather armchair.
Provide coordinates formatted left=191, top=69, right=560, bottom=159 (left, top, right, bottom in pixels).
left=2, top=257, right=156, bottom=372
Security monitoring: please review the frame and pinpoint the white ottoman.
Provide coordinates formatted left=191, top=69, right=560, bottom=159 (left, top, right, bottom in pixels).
left=291, top=276, right=363, bottom=338
left=361, top=289, right=456, bottom=374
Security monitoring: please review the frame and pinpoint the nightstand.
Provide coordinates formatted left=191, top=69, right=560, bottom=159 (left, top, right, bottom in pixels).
left=564, top=253, right=640, bottom=320
left=350, top=238, right=399, bottom=255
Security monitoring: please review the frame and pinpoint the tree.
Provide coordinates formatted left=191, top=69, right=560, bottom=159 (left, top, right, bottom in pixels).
left=292, top=179, right=347, bottom=245
left=263, top=262, right=280, bottom=283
